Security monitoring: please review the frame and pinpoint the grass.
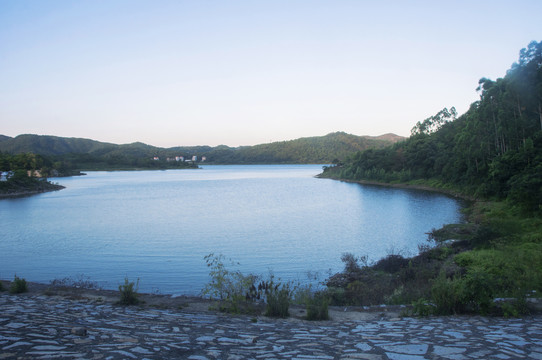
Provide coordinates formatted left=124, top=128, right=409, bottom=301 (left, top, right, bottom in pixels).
left=305, top=292, right=329, bottom=321
left=326, top=199, right=542, bottom=316
left=50, top=275, right=101, bottom=290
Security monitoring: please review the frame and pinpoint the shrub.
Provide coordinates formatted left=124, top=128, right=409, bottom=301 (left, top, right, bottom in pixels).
left=202, top=253, right=259, bottom=314
left=265, top=283, right=291, bottom=318
left=345, top=280, right=365, bottom=305
left=10, top=275, right=28, bottom=294
left=305, top=292, right=329, bottom=321
left=461, top=270, right=497, bottom=314
left=373, top=254, right=409, bottom=273
left=430, top=274, right=464, bottom=315
left=324, top=287, right=346, bottom=306
left=341, top=253, right=368, bottom=273
left=411, top=298, right=435, bottom=317
left=118, top=278, right=139, bottom=305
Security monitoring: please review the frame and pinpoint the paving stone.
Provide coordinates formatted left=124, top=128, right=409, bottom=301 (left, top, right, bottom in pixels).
left=0, top=293, right=541, bottom=359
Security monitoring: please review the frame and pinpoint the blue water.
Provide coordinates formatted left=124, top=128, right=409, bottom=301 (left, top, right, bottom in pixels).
left=0, top=165, right=462, bottom=295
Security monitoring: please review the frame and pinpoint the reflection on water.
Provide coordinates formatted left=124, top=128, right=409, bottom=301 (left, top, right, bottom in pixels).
left=0, top=165, right=462, bottom=294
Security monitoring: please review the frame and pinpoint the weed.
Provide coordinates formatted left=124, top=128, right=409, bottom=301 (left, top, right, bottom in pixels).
left=118, top=277, right=140, bottom=305
left=495, top=296, right=529, bottom=318
left=384, top=285, right=406, bottom=305
left=265, top=283, right=291, bottom=318
left=411, top=298, right=435, bottom=317
left=50, top=274, right=100, bottom=289
left=305, top=291, right=329, bottom=321
left=202, top=253, right=259, bottom=314
left=430, top=274, right=463, bottom=315
left=9, top=275, right=28, bottom=294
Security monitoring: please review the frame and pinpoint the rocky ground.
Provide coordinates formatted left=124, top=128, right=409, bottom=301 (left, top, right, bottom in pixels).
left=1, top=281, right=542, bottom=359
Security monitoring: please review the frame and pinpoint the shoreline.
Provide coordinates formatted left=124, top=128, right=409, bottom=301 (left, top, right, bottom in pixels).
left=0, top=184, right=65, bottom=199
left=0, top=279, right=406, bottom=321
left=317, top=174, right=477, bottom=202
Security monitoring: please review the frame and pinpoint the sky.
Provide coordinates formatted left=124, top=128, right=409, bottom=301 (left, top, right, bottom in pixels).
left=1, top=1, right=541, bottom=147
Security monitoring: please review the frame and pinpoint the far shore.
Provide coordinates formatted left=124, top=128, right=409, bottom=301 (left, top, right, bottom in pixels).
left=0, top=184, right=65, bottom=200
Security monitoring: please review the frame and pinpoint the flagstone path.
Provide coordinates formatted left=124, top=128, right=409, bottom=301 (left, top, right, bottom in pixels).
left=1, top=292, right=541, bottom=359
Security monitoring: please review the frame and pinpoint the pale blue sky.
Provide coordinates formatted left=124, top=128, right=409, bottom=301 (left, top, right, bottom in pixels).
left=1, top=1, right=541, bottom=147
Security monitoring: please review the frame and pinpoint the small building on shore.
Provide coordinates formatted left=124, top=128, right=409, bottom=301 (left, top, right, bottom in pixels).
left=0, top=171, right=13, bottom=181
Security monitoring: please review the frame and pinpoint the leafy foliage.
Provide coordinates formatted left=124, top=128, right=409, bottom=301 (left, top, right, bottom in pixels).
left=202, top=253, right=260, bottom=314
left=0, top=153, right=65, bottom=195
left=264, top=282, right=292, bottom=318
left=305, top=291, right=330, bottom=321
left=0, top=132, right=402, bottom=167
left=118, top=278, right=140, bottom=306
left=321, top=44, right=542, bottom=313
left=9, top=275, right=28, bottom=294
left=322, top=41, right=542, bottom=213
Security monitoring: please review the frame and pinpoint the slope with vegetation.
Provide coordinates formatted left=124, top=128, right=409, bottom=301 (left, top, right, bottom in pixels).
left=0, top=152, right=64, bottom=197
left=321, top=41, right=542, bottom=316
left=0, top=132, right=402, bottom=170
left=202, top=132, right=403, bottom=164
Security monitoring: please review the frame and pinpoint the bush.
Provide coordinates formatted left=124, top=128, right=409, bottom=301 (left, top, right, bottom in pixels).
left=345, top=280, right=365, bottom=305
left=341, top=253, right=368, bottom=273
left=265, top=284, right=291, bottom=318
left=118, top=278, right=139, bottom=305
left=325, top=287, right=346, bottom=306
left=373, top=254, right=409, bottom=273
left=410, top=298, right=435, bottom=317
left=430, top=269, right=499, bottom=315
left=305, top=292, right=329, bottom=320
left=202, top=253, right=259, bottom=314
left=430, top=274, right=464, bottom=315
left=10, top=275, right=28, bottom=294
left=461, top=270, right=497, bottom=314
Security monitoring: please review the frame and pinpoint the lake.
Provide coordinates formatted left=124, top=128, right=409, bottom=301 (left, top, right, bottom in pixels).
left=0, top=165, right=463, bottom=295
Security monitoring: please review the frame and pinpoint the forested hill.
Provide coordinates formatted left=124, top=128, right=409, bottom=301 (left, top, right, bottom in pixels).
left=202, top=132, right=403, bottom=164
left=0, top=132, right=403, bottom=166
left=322, top=40, right=542, bottom=213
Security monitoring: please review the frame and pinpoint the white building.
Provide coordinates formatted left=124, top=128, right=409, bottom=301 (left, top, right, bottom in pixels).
left=0, top=171, right=14, bottom=181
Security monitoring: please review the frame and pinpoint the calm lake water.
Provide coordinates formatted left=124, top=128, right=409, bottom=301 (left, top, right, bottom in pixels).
left=0, top=165, right=462, bottom=295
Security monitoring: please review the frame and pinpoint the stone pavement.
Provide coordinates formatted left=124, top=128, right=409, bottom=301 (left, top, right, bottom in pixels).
left=1, top=293, right=542, bottom=360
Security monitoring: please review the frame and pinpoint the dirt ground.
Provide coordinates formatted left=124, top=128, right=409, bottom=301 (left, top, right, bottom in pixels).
left=0, top=279, right=404, bottom=322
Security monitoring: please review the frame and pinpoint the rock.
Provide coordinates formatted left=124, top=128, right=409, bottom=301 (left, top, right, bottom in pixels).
left=71, top=327, right=87, bottom=336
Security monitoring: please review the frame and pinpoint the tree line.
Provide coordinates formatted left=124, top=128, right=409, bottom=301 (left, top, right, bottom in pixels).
left=323, top=41, right=542, bottom=213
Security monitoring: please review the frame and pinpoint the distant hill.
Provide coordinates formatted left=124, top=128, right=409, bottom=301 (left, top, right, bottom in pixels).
left=203, top=132, right=403, bottom=164
left=0, top=135, right=11, bottom=143
left=369, top=133, right=405, bottom=143
left=0, top=132, right=404, bottom=165
left=0, top=134, right=116, bottom=156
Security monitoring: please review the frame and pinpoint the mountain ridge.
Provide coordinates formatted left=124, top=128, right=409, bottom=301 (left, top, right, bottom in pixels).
left=0, top=132, right=404, bottom=164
